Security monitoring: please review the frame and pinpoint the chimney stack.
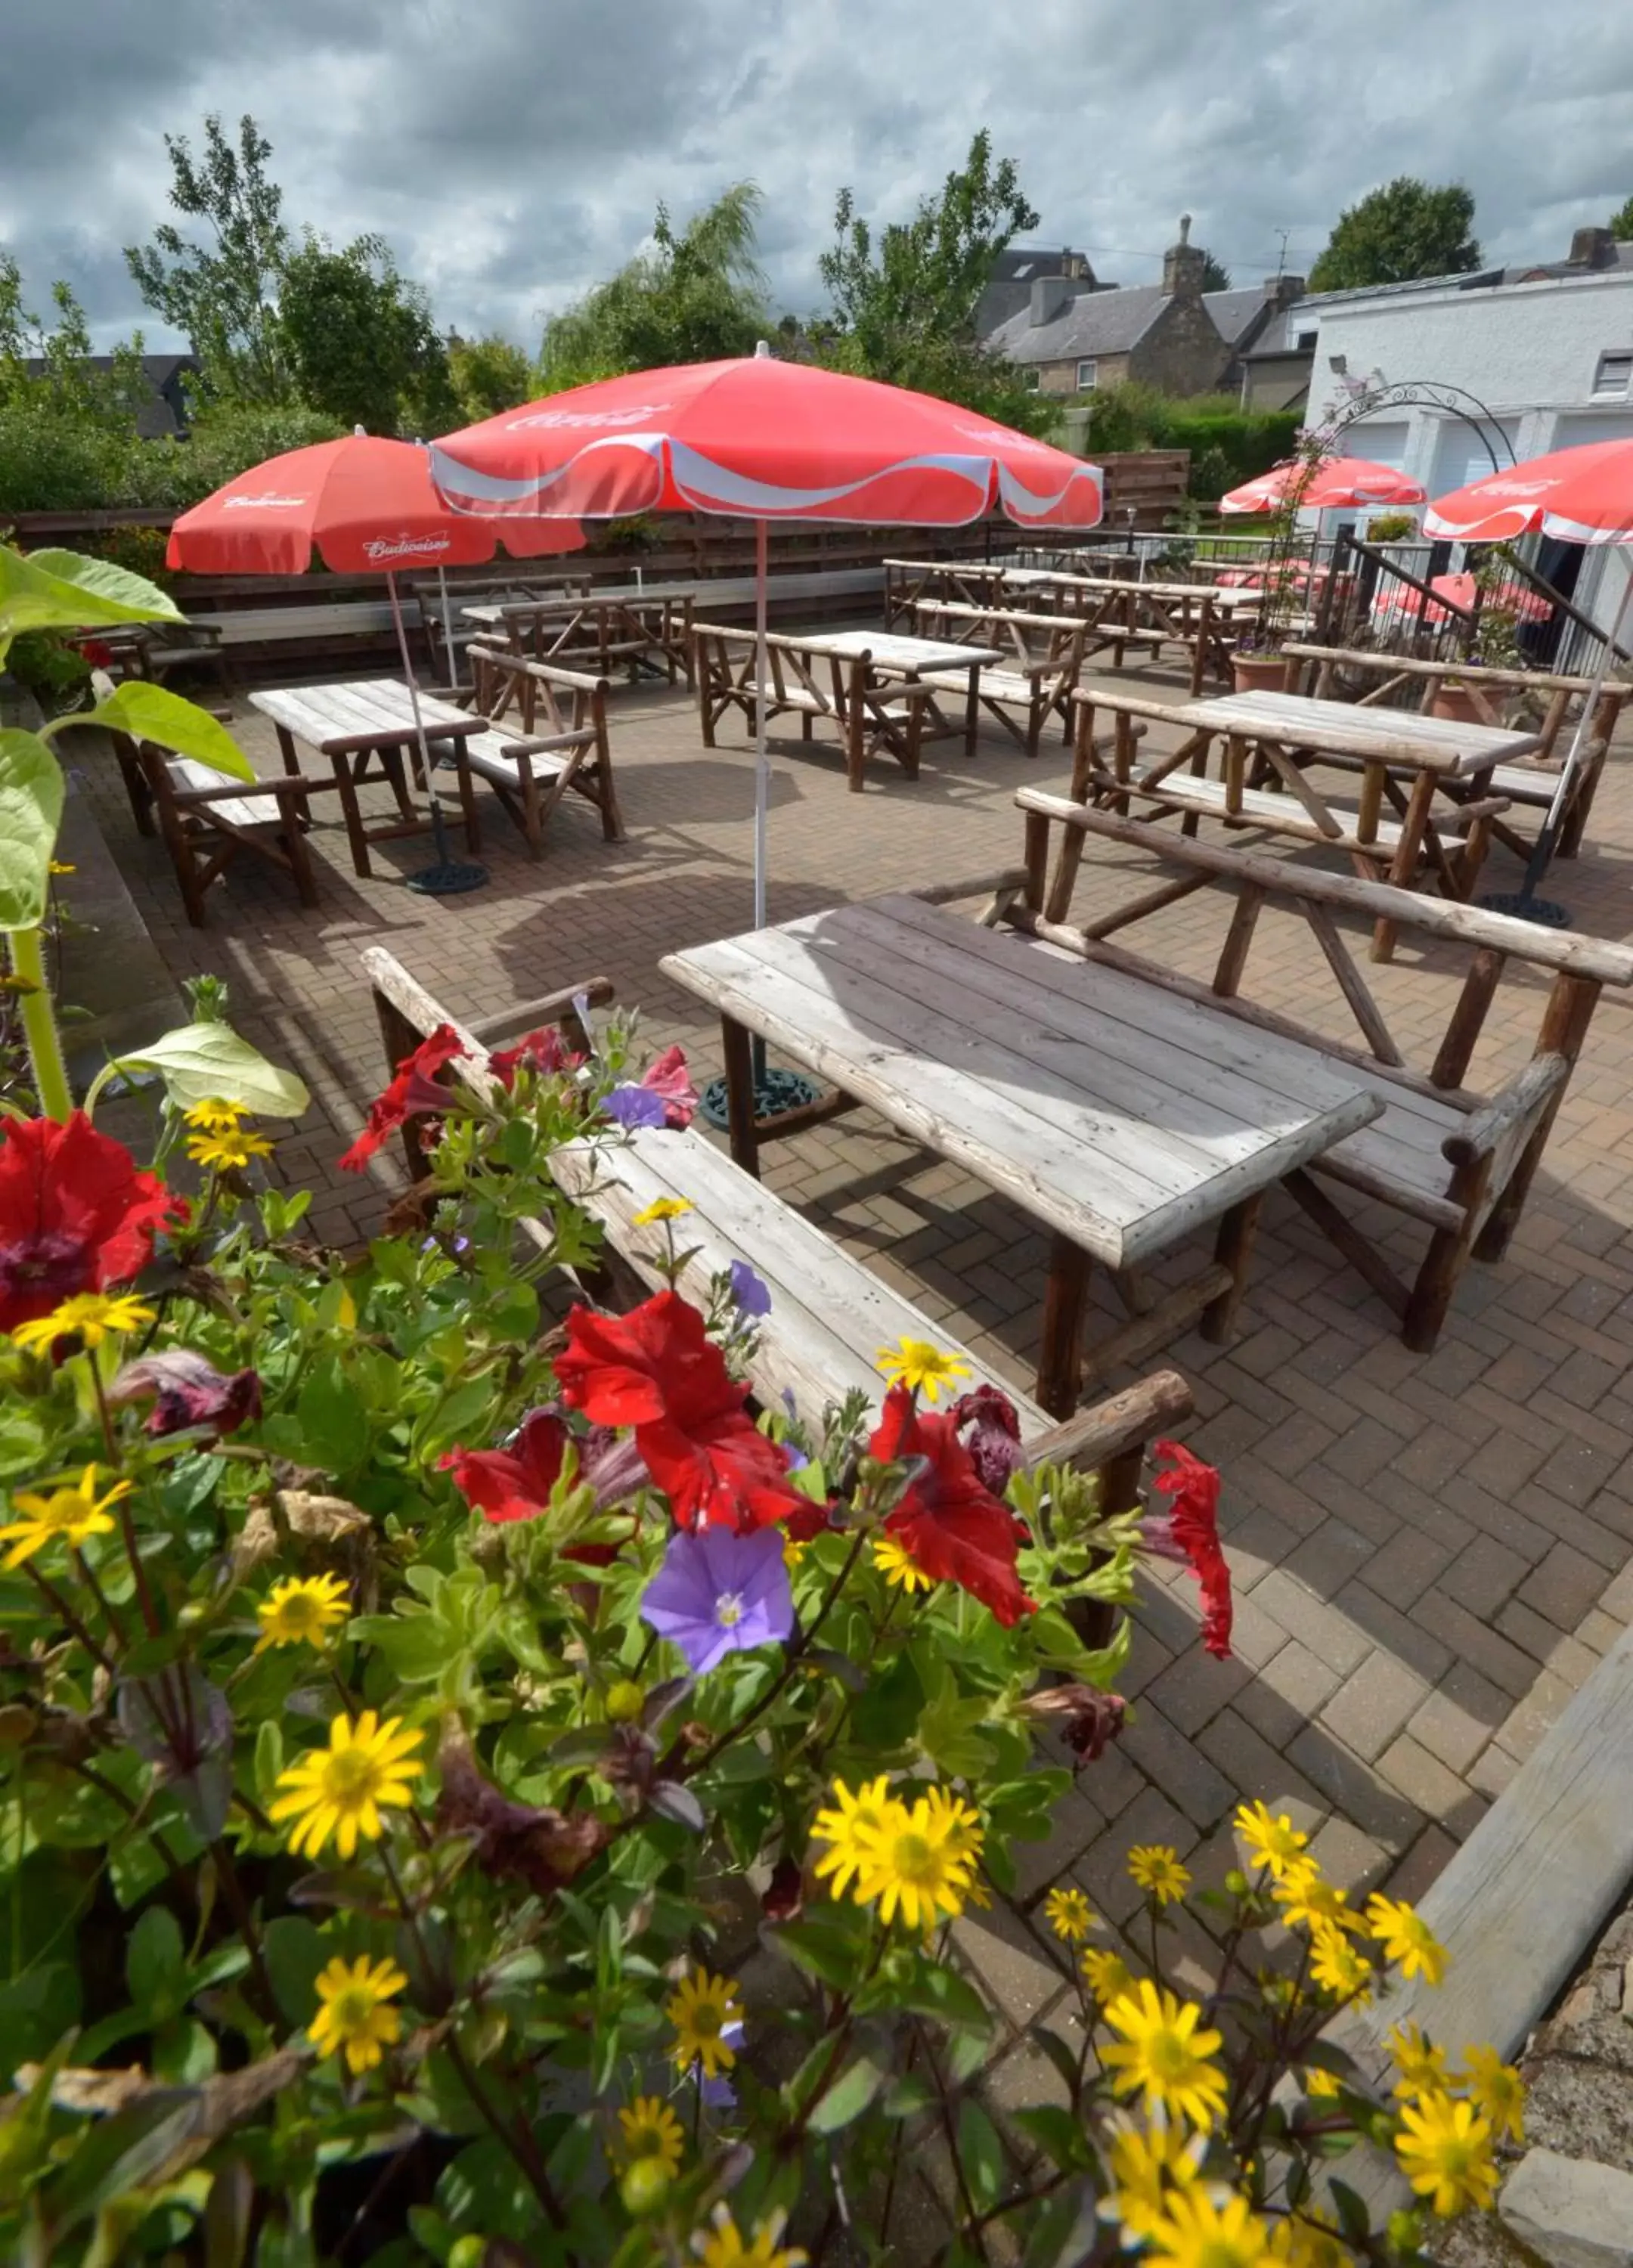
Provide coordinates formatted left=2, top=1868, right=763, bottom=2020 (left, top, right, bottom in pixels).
left=1569, top=226, right=1617, bottom=270
left=1261, top=274, right=1306, bottom=306
left=1163, top=214, right=1207, bottom=298
left=1029, top=276, right=1072, bottom=327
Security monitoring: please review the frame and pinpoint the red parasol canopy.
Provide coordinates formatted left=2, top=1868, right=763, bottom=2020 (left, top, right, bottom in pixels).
left=428, top=352, right=1104, bottom=530
left=1219, top=456, right=1427, bottom=516
left=166, top=432, right=585, bottom=575
left=1422, top=438, right=1633, bottom=544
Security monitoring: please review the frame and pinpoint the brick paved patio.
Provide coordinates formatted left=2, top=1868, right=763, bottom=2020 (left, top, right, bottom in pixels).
left=78, top=653, right=1633, bottom=2177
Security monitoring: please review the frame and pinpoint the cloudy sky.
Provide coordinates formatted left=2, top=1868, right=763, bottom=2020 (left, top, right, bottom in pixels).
left=5, top=0, right=1631, bottom=355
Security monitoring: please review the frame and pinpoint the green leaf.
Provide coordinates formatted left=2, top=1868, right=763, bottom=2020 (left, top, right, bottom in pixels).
left=0, top=729, right=65, bottom=928
left=0, top=1963, right=82, bottom=2085
left=81, top=682, right=253, bottom=782
left=1009, top=2105, right=1090, bottom=2170
left=107, top=1019, right=310, bottom=1118
left=891, top=1964, right=992, bottom=2033
left=769, top=1911, right=872, bottom=1991
left=295, top=1356, right=370, bottom=1473
left=26, top=548, right=186, bottom=620
left=808, top=2049, right=889, bottom=2133
left=127, top=1905, right=187, bottom=2015
left=956, top=2099, right=1007, bottom=2214
left=0, top=545, right=183, bottom=644
left=262, top=1917, right=328, bottom=2030
left=39, top=2090, right=200, bottom=2242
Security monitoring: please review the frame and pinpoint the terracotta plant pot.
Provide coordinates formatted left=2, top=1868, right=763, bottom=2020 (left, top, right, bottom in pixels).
left=1430, top=681, right=1486, bottom=725
left=1232, top=651, right=1291, bottom=695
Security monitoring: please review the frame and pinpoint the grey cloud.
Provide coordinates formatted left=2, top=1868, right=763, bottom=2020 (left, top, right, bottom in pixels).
left=2, top=0, right=1630, bottom=359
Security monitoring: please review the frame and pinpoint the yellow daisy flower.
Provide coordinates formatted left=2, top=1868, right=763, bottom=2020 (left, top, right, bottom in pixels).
left=1081, top=1947, right=1133, bottom=2002
left=1233, top=1799, right=1309, bottom=1883
left=184, top=1097, right=245, bottom=1134
left=693, top=2205, right=807, bottom=2268
left=1127, top=1845, right=1191, bottom=1906
left=1043, top=1885, right=1096, bottom=1943
left=268, top=1710, right=424, bottom=1859
left=1387, top=2021, right=1449, bottom=2100
left=0, top=1465, right=130, bottom=1569
left=874, top=1336, right=971, bottom=1405
left=1460, top=2043, right=1525, bottom=2146
left=308, top=1953, right=407, bottom=2074
left=1275, top=1860, right=1365, bottom=1938
left=872, top=1534, right=935, bottom=1593
left=12, top=1291, right=154, bottom=1355
left=810, top=1774, right=896, bottom=1900
left=1366, top=1894, right=1448, bottom=1986
left=187, top=1126, right=275, bottom=1173
left=1143, top=2188, right=1272, bottom=2268
left=1102, top=2115, right=1204, bottom=2239
left=256, top=1571, right=351, bottom=1653
left=1266, top=2209, right=1355, bottom=2266
left=615, top=2094, right=685, bottom=2176
left=851, top=1792, right=975, bottom=1932
left=666, top=1965, right=743, bottom=2080
left=1302, top=2066, right=1342, bottom=2100
left=923, top=1786, right=984, bottom=1871
left=1394, top=2092, right=1498, bottom=2217
left=1308, top=1923, right=1374, bottom=2004
left=1099, top=1980, right=1229, bottom=2133
left=632, top=1196, right=693, bottom=1227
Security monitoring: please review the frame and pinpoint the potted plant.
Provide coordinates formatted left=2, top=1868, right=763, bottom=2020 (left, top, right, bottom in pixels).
left=1431, top=549, right=1526, bottom=723
left=1232, top=425, right=1331, bottom=692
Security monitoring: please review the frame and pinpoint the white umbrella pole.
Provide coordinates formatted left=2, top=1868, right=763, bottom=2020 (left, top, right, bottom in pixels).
left=388, top=571, right=436, bottom=782
left=436, top=562, right=456, bottom=685
left=754, top=516, right=769, bottom=931
left=1519, top=562, right=1633, bottom=903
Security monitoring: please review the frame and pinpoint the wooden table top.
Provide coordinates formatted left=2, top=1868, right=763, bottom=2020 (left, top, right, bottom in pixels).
left=1181, top=689, right=1544, bottom=773
left=662, top=894, right=1381, bottom=1269
left=249, top=678, right=484, bottom=754
left=794, top=629, right=1006, bottom=672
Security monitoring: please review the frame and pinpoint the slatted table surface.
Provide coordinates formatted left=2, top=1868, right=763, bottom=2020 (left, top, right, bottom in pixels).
left=792, top=629, right=1005, bottom=754
left=249, top=679, right=486, bottom=878
left=1180, top=689, right=1543, bottom=776
left=663, top=893, right=1381, bottom=1411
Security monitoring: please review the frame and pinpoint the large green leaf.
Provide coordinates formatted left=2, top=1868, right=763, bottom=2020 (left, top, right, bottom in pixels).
left=80, top=683, right=253, bottom=782
left=111, top=1021, right=311, bottom=1119
left=18, top=547, right=184, bottom=623
left=0, top=545, right=184, bottom=643
left=0, top=729, right=65, bottom=928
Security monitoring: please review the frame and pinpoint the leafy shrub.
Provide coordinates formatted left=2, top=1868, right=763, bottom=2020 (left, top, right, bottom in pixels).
left=1066, top=385, right=1303, bottom=500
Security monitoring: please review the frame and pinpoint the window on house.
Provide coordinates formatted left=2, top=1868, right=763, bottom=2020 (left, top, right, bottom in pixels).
left=1593, top=350, right=1633, bottom=395
left=1076, top=358, right=1098, bottom=390
left=1296, top=330, right=1318, bottom=351
left=1023, top=368, right=1041, bottom=392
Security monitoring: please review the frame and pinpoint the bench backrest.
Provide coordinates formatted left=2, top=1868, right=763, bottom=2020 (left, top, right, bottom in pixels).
left=909, top=599, right=1086, bottom=674
left=1284, top=641, right=1633, bottom=758
left=468, top=641, right=608, bottom=742
left=1008, top=789, right=1633, bottom=1114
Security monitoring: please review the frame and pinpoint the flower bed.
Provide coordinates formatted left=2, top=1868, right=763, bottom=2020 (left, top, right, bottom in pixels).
left=0, top=541, right=1517, bottom=2268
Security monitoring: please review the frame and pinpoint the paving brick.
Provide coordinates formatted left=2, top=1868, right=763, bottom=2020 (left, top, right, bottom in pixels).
left=1071, top=1787, right=1200, bottom=1927
left=1284, top=1727, right=1425, bottom=1854
left=1319, top=1652, right=1433, bottom=1764
left=1405, top=1662, right=1508, bottom=1777
left=1303, top=1815, right=1392, bottom=1901
left=1386, top=1823, right=1460, bottom=1906
left=1011, top=1785, right=1107, bottom=1907
left=1233, top=1638, right=1345, bottom=1750
left=1374, top=1734, right=1486, bottom=1837
left=1120, top=1703, right=1237, bottom=1829
left=1196, top=1708, right=1327, bottom=1819
left=1244, top=1571, right=1372, bottom=1676
left=1520, top=1539, right=1617, bottom=1634
left=1144, top=1647, right=1253, bottom=1738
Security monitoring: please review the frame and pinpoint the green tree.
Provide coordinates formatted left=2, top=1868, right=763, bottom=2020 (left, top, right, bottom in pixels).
left=0, top=257, right=146, bottom=427
left=125, top=113, right=290, bottom=403
left=448, top=333, right=534, bottom=424
left=277, top=233, right=457, bottom=436
left=538, top=184, right=768, bottom=388
left=1307, top=178, right=1480, bottom=291
left=1198, top=252, right=1232, bottom=292
left=1612, top=194, right=1633, bottom=241
left=817, top=129, right=1045, bottom=429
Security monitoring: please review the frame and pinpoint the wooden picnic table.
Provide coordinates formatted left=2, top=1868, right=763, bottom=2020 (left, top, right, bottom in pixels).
left=1073, top=683, right=1542, bottom=959
left=249, top=678, right=486, bottom=878
left=791, top=627, right=1003, bottom=755
left=461, top=590, right=694, bottom=685
left=662, top=893, right=1382, bottom=1414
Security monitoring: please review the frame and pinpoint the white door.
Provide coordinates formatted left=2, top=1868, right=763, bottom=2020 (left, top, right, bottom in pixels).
left=1334, top=419, right=1409, bottom=469
left=1428, top=417, right=1520, bottom=496
left=1552, top=411, right=1633, bottom=450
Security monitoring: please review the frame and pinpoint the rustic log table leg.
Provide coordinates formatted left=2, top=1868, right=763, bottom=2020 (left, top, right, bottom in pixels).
left=963, top=661, right=981, bottom=755
left=1201, top=1192, right=1264, bottom=1343
left=720, top=1015, right=760, bottom=1179
left=330, top=752, right=372, bottom=878
left=1371, top=767, right=1437, bottom=963
left=274, top=723, right=314, bottom=826
left=1036, top=1234, right=1090, bottom=1418
left=380, top=744, right=417, bottom=821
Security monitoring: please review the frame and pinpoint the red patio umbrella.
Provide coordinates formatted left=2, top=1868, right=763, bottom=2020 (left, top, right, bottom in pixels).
left=1424, top=439, right=1633, bottom=917
left=1219, top=455, right=1427, bottom=515
left=430, top=347, right=1104, bottom=928
left=168, top=431, right=584, bottom=771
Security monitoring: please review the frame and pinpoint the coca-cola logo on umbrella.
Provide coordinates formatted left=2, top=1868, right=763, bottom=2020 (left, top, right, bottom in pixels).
left=504, top=404, right=674, bottom=431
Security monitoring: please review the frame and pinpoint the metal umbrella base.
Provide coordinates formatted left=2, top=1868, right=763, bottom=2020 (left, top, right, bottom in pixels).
left=1478, top=889, right=1572, bottom=929
left=407, top=798, right=488, bottom=897
left=701, top=1066, right=823, bottom=1130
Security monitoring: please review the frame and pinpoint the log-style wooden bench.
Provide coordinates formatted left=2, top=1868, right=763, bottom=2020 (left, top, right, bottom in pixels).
left=906, top=600, right=1086, bottom=755
left=1283, top=641, right=1633, bottom=862
left=454, top=643, right=624, bottom=858
left=111, top=737, right=333, bottom=926
left=693, top=622, right=937, bottom=791
left=1001, top=792, right=1633, bottom=1349
left=358, top=946, right=1191, bottom=1504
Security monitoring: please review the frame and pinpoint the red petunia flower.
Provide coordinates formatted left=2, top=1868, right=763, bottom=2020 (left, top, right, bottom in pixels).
left=440, top=1407, right=646, bottom=1525
left=0, top=1113, right=181, bottom=1336
left=488, top=1025, right=579, bottom=1088
left=870, top=1384, right=1036, bottom=1628
left=554, top=1290, right=810, bottom=1532
left=1147, top=1439, right=1233, bottom=1659
left=340, top=1024, right=469, bottom=1172
left=109, top=1349, right=262, bottom=1439
left=638, top=1045, right=699, bottom=1129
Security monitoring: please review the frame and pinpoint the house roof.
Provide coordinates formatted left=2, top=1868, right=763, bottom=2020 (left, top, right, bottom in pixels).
left=985, top=284, right=1171, bottom=363
left=989, top=245, right=1097, bottom=286
left=1201, top=287, right=1272, bottom=346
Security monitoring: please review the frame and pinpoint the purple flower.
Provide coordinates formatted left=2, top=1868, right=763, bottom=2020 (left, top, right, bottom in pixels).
left=640, top=1527, right=793, bottom=1676
left=952, top=1385, right=1024, bottom=1498
left=729, top=1259, right=772, bottom=1318
left=603, top=1083, right=668, bottom=1130
left=699, top=2020, right=744, bottom=2107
